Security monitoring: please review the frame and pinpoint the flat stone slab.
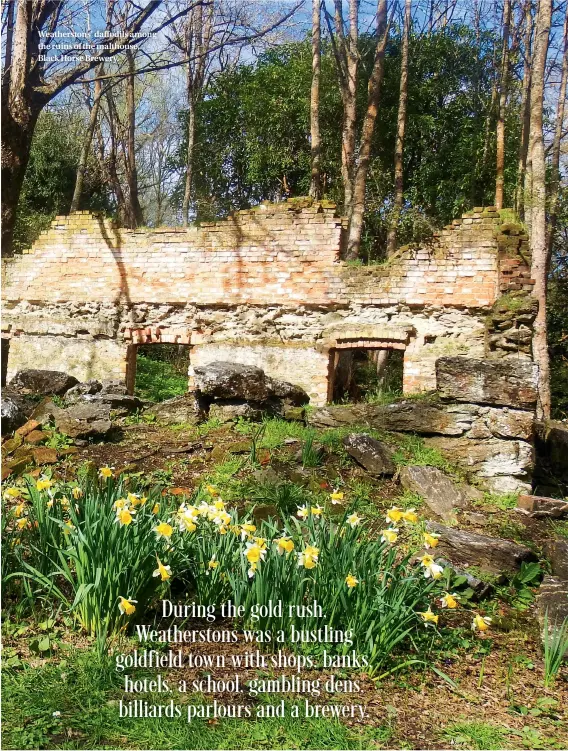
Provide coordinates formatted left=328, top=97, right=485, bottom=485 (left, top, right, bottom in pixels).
left=9, top=369, right=78, bottom=396
left=426, top=521, right=538, bottom=576
left=146, top=394, right=204, bottom=426
left=193, top=362, right=270, bottom=401
left=399, top=465, right=473, bottom=522
left=544, top=539, right=568, bottom=580
left=436, top=357, right=538, bottom=409
left=343, top=434, right=395, bottom=476
left=517, top=495, right=568, bottom=519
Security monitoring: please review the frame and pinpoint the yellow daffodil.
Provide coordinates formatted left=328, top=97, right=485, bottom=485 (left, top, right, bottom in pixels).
left=424, top=532, right=440, bottom=549
left=60, top=497, right=70, bottom=510
left=63, top=520, right=75, bottom=534
left=213, top=499, right=225, bottom=510
left=118, top=596, right=137, bottom=615
left=240, top=523, right=256, bottom=539
left=116, top=508, right=134, bottom=526
left=36, top=478, right=53, bottom=492
left=345, top=574, right=359, bottom=589
left=472, top=613, right=491, bottom=631
left=275, top=537, right=295, bottom=555
left=311, top=505, right=323, bottom=517
left=127, top=493, right=143, bottom=507
left=386, top=506, right=404, bottom=523
left=4, top=487, right=21, bottom=499
left=153, top=557, right=172, bottom=581
left=253, top=537, right=267, bottom=548
left=205, top=484, right=219, bottom=496
left=296, top=505, right=308, bottom=519
left=330, top=490, right=344, bottom=504
left=178, top=512, right=197, bottom=533
left=298, top=545, right=319, bottom=570
left=402, top=508, right=418, bottom=524
left=152, top=503, right=160, bottom=515
left=99, top=466, right=113, bottom=479
left=47, top=499, right=54, bottom=508
left=72, top=487, right=83, bottom=500
left=213, top=510, right=231, bottom=527
left=16, top=517, right=29, bottom=530
left=381, top=527, right=398, bottom=544
left=441, top=593, right=459, bottom=609
left=154, top=521, right=173, bottom=539
left=420, top=554, right=444, bottom=580
left=248, top=563, right=258, bottom=578
left=347, top=512, right=362, bottom=528
left=418, top=607, right=439, bottom=625
left=208, top=558, right=219, bottom=569
left=14, top=503, right=26, bottom=518
left=244, top=541, right=266, bottom=566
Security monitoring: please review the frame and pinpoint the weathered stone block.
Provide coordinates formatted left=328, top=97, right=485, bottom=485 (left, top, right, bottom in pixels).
left=399, top=465, right=473, bottom=522
left=343, top=434, right=395, bottom=476
left=8, top=369, right=78, bottom=396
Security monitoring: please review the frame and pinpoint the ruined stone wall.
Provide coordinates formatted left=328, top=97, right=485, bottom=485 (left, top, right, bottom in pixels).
left=1, top=200, right=534, bottom=404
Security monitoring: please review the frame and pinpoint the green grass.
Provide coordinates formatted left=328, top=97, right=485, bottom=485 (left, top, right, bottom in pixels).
left=442, top=721, right=509, bottom=750
left=1, top=651, right=390, bottom=750
left=135, top=354, right=188, bottom=403
left=550, top=520, right=568, bottom=540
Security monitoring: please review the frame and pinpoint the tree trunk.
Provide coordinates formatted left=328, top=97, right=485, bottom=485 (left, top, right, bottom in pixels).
left=344, top=0, right=389, bottom=261
left=70, top=67, right=103, bottom=213
left=529, top=0, right=552, bottom=419
left=338, top=0, right=359, bottom=216
left=547, top=5, right=568, bottom=256
left=2, top=0, right=15, bottom=98
left=124, top=49, right=144, bottom=228
left=309, top=0, right=322, bottom=199
left=495, top=0, right=511, bottom=210
left=515, top=0, right=533, bottom=218
left=182, top=82, right=196, bottom=226
left=386, top=0, right=411, bottom=257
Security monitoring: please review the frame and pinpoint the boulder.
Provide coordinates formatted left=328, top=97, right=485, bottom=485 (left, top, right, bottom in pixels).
left=146, top=394, right=205, bottom=426
left=209, top=400, right=266, bottom=423
left=544, top=539, right=568, bottom=580
left=31, top=398, right=113, bottom=440
left=1, top=396, right=26, bottom=435
left=425, top=521, right=537, bottom=576
left=399, top=465, right=472, bottom=522
left=193, top=362, right=270, bottom=401
left=435, top=357, right=538, bottom=409
left=517, top=495, right=568, bottom=519
left=536, top=576, right=568, bottom=653
left=8, top=369, right=78, bottom=396
left=80, top=392, right=143, bottom=416
left=14, top=419, right=40, bottom=437
left=343, top=434, right=395, bottom=476
left=265, top=377, right=309, bottom=406
left=99, top=380, right=129, bottom=395
left=64, top=380, right=103, bottom=404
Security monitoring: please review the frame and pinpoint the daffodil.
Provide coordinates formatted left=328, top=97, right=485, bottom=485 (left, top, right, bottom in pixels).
left=311, top=505, right=323, bottom=517
left=16, top=517, right=29, bottom=530
left=296, top=505, right=308, bottom=519
left=240, top=523, right=256, bottom=539
left=178, top=510, right=197, bottom=533
left=4, top=487, right=21, bottom=499
left=99, top=466, right=113, bottom=479
left=63, top=520, right=75, bottom=534
left=381, top=527, right=398, bottom=544
left=36, top=478, right=53, bottom=491
left=205, top=484, right=219, bottom=496
left=330, top=490, right=344, bottom=504
left=213, top=499, right=225, bottom=510
left=153, top=557, right=172, bottom=581
left=212, top=510, right=231, bottom=527
left=402, top=508, right=418, bottom=524
left=345, top=574, right=359, bottom=589
left=297, top=545, right=319, bottom=570
left=154, top=521, right=173, bottom=539
left=127, top=493, right=143, bottom=507
left=418, top=607, right=439, bottom=626
left=116, top=508, right=135, bottom=526
left=248, top=563, right=258, bottom=578
left=472, top=614, right=491, bottom=631
left=152, top=503, right=160, bottom=515
left=347, top=512, right=362, bottom=528
left=419, top=554, right=444, bottom=579
left=275, top=537, right=295, bottom=555
left=244, top=541, right=266, bottom=566
left=386, top=506, right=404, bottom=524
left=208, top=558, right=219, bottom=570
left=14, top=503, right=26, bottom=518
left=113, top=498, right=127, bottom=511
left=440, top=593, right=459, bottom=609
left=60, top=497, right=70, bottom=510
left=118, top=596, right=137, bottom=615
left=424, top=532, right=440, bottom=549
left=72, top=487, right=83, bottom=500
left=47, top=499, right=54, bottom=508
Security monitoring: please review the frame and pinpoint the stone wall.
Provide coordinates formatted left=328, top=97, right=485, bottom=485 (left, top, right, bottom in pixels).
left=1, top=200, right=534, bottom=405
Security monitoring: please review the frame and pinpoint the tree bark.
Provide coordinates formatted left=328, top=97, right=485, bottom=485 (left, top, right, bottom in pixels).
left=182, top=90, right=196, bottom=226
left=529, top=0, right=552, bottom=419
left=547, top=5, right=568, bottom=256
left=124, top=49, right=144, bottom=228
left=337, top=0, right=359, bottom=216
left=70, top=67, right=103, bottom=213
left=495, top=0, right=511, bottom=210
left=309, top=0, right=322, bottom=199
left=515, top=0, right=533, bottom=218
left=344, top=0, right=389, bottom=261
left=386, top=0, right=411, bottom=257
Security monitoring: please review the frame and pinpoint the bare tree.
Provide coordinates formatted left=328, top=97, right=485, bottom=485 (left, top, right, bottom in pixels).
left=529, top=0, right=552, bottom=419
left=386, top=0, right=412, bottom=257
left=309, top=0, right=322, bottom=199
left=547, top=4, right=568, bottom=255
left=495, top=0, right=511, bottom=209
left=70, top=66, right=104, bottom=212
left=123, top=48, right=144, bottom=227
left=515, top=0, right=533, bottom=218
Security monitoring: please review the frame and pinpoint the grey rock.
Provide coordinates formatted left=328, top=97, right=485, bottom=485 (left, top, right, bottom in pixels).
left=193, top=362, right=270, bottom=401
left=426, top=520, right=538, bottom=576
left=147, top=394, right=205, bottom=425
left=544, top=539, right=568, bottom=580
left=1, top=396, right=26, bottom=435
left=436, top=558, right=494, bottom=599
left=400, top=465, right=471, bottom=522
left=536, top=576, right=568, bottom=655
left=82, top=392, right=143, bottom=416
left=265, top=377, right=309, bottom=406
left=30, top=398, right=113, bottom=440
left=517, top=494, right=568, bottom=519
left=64, top=380, right=102, bottom=403
left=9, top=369, right=79, bottom=396
left=209, top=400, right=266, bottom=422
left=99, top=380, right=129, bottom=395
left=436, top=357, right=538, bottom=409
left=343, top=433, right=395, bottom=476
